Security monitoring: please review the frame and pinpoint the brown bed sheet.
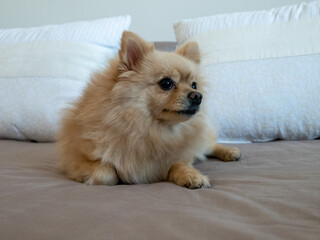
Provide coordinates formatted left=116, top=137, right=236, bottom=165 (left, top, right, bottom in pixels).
left=0, top=140, right=319, bottom=240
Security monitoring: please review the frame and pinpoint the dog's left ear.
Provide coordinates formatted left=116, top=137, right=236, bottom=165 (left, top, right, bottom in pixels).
left=119, top=31, right=154, bottom=70
left=176, top=42, right=200, bottom=64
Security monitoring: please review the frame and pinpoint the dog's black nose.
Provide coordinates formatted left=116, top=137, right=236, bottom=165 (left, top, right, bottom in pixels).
left=188, top=91, right=202, bottom=105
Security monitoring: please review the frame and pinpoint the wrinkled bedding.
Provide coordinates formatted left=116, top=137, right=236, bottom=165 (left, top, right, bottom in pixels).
left=0, top=140, right=319, bottom=240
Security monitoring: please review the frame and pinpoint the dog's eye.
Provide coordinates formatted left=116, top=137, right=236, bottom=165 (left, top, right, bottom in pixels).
left=192, top=82, right=197, bottom=90
left=158, top=78, right=175, bottom=91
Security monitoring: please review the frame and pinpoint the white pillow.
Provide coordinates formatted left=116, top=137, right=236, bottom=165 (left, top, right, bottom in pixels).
left=0, top=16, right=131, bottom=142
left=174, top=1, right=320, bottom=143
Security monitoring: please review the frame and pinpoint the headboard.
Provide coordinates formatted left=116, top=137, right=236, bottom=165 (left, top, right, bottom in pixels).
left=154, top=42, right=176, bottom=52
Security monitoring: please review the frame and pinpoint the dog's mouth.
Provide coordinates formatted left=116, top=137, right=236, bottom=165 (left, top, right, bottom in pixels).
left=163, top=107, right=199, bottom=116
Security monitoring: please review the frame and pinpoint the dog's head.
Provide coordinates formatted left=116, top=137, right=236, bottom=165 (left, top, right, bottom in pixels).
left=116, top=31, right=203, bottom=124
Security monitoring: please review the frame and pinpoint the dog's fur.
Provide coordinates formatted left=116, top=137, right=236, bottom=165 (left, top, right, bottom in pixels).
left=57, top=31, right=241, bottom=189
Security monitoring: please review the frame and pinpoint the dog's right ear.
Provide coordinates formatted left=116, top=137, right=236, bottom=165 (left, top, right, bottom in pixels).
left=119, top=31, right=154, bottom=70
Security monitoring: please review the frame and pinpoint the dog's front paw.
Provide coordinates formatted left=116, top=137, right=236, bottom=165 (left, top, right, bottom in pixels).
left=216, top=147, right=241, bottom=162
left=181, top=172, right=211, bottom=189
left=168, top=162, right=211, bottom=189
left=222, top=147, right=241, bottom=161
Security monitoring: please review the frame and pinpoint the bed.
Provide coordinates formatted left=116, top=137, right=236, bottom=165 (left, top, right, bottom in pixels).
left=1, top=4, right=320, bottom=237
left=1, top=139, right=319, bottom=239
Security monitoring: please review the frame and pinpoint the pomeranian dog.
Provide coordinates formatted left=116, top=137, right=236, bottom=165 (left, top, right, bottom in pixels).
left=58, top=31, right=241, bottom=189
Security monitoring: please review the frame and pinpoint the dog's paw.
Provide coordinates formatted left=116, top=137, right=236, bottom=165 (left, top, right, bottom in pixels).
left=221, top=147, right=241, bottom=162
left=182, top=173, right=211, bottom=189
left=176, top=170, right=211, bottom=189
left=85, top=164, right=119, bottom=185
left=168, top=162, right=211, bottom=189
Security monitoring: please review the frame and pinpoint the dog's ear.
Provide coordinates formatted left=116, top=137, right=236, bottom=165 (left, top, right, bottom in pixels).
left=119, top=31, right=154, bottom=70
left=176, top=42, right=200, bottom=64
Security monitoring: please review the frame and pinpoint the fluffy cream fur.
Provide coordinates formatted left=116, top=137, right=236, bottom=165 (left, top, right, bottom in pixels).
left=58, top=31, right=241, bottom=189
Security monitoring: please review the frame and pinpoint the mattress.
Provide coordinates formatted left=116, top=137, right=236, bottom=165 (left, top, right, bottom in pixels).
left=0, top=139, right=319, bottom=239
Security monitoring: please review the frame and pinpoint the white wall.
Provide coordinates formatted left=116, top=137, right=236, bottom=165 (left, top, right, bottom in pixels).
left=0, top=0, right=312, bottom=41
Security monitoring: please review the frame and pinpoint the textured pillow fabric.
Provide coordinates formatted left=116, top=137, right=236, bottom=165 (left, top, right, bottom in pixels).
left=174, top=1, right=320, bottom=45
left=174, top=1, right=320, bottom=143
left=0, top=16, right=131, bottom=142
left=0, top=16, right=130, bottom=50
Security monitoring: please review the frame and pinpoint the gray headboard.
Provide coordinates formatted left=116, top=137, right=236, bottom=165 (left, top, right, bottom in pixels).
left=154, top=42, right=176, bottom=52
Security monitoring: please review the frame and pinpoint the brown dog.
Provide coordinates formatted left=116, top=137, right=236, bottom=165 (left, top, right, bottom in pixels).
left=57, top=31, right=241, bottom=189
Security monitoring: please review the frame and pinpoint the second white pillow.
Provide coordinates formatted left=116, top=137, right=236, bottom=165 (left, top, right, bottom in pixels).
left=174, top=1, right=320, bottom=143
